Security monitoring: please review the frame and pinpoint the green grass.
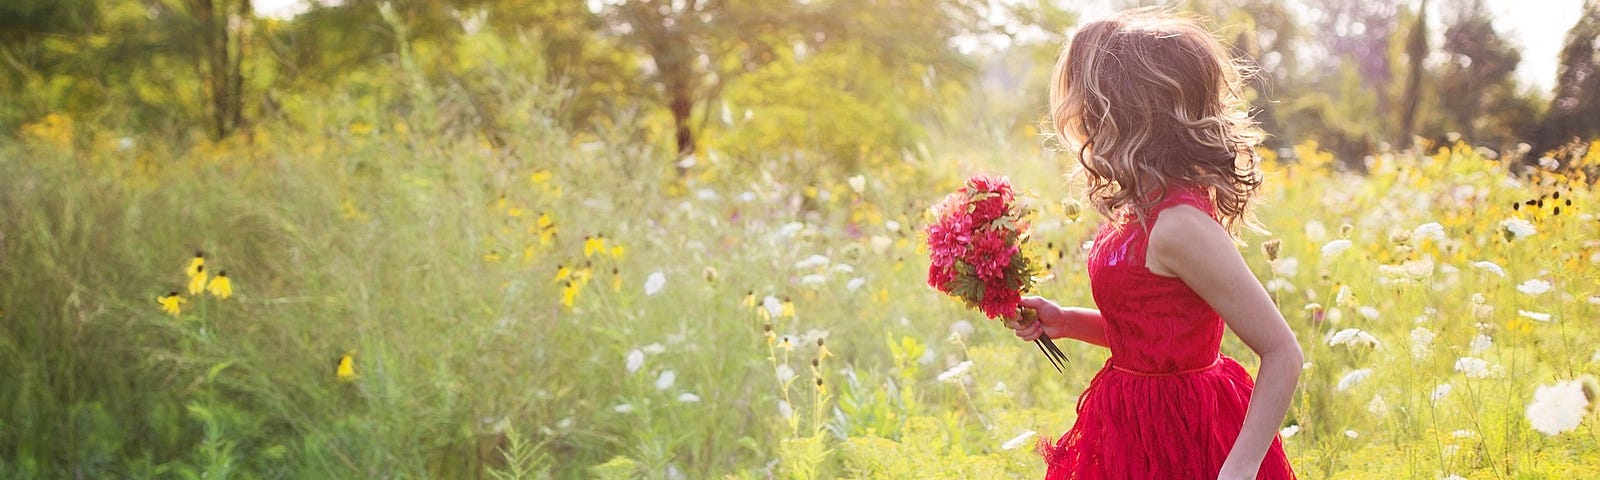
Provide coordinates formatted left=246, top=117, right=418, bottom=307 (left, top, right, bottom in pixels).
left=2, top=79, right=1599, bottom=479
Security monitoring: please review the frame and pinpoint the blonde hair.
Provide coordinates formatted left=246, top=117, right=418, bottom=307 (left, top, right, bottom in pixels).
left=1048, top=8, right=1264, bottom=234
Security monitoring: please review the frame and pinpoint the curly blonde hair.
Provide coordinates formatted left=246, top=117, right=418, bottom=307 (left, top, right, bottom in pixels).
left=1048, top=8, right=1264, bottom=234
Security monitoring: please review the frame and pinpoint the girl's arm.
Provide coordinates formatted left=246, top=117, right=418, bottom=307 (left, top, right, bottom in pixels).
left=1009, top=297, right=1110, bottom=348
left=1146, top=206, right=1303, bottom=480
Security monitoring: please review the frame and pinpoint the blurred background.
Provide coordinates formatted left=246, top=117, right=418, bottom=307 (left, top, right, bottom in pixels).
left=2, top=0, right=1598, bottom=165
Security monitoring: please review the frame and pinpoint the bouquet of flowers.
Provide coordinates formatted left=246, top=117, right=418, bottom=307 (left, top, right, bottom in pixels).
left=925, top=175, right=1069, bottom=373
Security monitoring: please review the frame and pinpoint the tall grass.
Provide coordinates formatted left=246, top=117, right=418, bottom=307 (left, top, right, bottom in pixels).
left=3, top=58, right=1600, bottom=478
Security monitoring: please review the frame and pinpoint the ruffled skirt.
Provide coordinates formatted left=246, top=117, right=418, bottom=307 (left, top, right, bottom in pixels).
left=1039, top=356, right=1296, bottom=480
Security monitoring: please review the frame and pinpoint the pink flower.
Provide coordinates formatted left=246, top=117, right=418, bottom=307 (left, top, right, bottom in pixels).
left=967, top=230, right=1016, bottom=282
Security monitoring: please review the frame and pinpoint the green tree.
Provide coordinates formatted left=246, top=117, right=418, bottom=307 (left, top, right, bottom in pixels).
left=1533, top=0, right=1600, bottom=156
left=1433, top=0, right=1526, bottom=146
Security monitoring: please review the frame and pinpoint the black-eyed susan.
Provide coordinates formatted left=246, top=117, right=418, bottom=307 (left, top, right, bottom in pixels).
left=188, top=265, right=208, bottom=295
left=336, top=353, right=357, bottom=381
left=741, top=290, right=756, bottom=309
left=780, top=296, right=795, bottom=318
left=610, top=267, right=622, bottom=292
left=763, top=324, right=776, bottom=346
left=554, top=264, right=571, bottom=283
left=610, top=243, right=625, bottom=260
left=584, top=234, right=606, bottom=258
left=561, top=281, right=579, bottom=308
left=484, top=250, right=502, bottom=263
left=185, top=251, right=205, bottom=277
left=207, top=271, right=232, bottom=299
left=158, top=291, right=186, bottom=317
left=530, top=170, right=552, bottom=184
left=817, top=338, right=834, bottom=361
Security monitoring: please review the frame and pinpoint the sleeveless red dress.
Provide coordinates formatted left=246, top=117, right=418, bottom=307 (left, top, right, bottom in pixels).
left=1039, top=187, right=1297, bottom=480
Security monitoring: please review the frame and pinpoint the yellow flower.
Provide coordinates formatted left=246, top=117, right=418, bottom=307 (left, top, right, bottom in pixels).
left=554, top=265, right=571, bottom=283
left=157, top=292, right=186, bottom=317
left=573, top=262, right=594, bottom=286
left=336, top=353, right=357, bottom=381
left=561, top=281, right=580, bottom=308
left=611, top=268, right=622, bottom=292
left=584, top=235, right=607, bottom=258
left=742, top=291, right=756, bottom=309
left=530, top=170, right=552, bottom=184
left=185, top=252, right=205, bottom=277
left=536, top=212, right=553, bottom=229
left=484, top=250, right=502, bottom=263
left=610, top=244, right=626, bottom=260
left=207, top=271, right=233, bottom=299
left=188, top=266, right=208, bottom=295
left=781, top=297, right=795, bottom=318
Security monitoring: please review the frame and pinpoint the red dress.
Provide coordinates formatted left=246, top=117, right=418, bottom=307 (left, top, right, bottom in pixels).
left=1039, top=187, right=1297, bottom=480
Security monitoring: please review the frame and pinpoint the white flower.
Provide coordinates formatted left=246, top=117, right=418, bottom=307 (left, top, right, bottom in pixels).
left=655, top=370, right=677, bottom=390
left=1413, top=222, right=1446, bottom=242
left=778, top=222, right=806, bottom=238
left=1451, top=429, right=1474, bottom=438
left=794, top=255, right=830, bottom=270
left=1410, top=327, right=1436, bottom=360
left=1471, top=261, right=1505, bottom=277
left=949, top=320, right=975, bottom=341
left=677, top=392, right=701, bottom=403
left=845, top=278, right=866, bottom=291
left=1470, top=334, right=1493, bottom=355
left=763, top=296, right=783, bottom=318
left=1335, top=285, right=1358, bottom=308
left=1454, top=357, right=1492, bottom=379
left=642, top=343, right=667, bottom=354
left=1328, top=328, right=1381, bottom=348
left=847, top=175, right=866, bottom=193
left=613, top=403, right=635, bottom=413
left=1279, top=425, right=1301, bottom=438
left=937, top=361, right=974, bottom=383
left=1321, top=239, right=1353, bottom=258
left=1367, top=394, right=1389, bottom=416
left=1443, top=475, right=1466, bottom=480
left=1527, top=380, right=1590, bottom=436
left=644, top=271, right=667, bottom=296
left=1001, top=430, right=1037, bottom=450
left=1501, top=218, right=1536, bottom=240
left=870, top=235, right=893, bottom=253
left=1338, top=369, right=1373, bottom=391
left=1304, top=221, right=1327, bottom=241
left=775, top=364, right=796, bottom=383
left=626, top=349, right=645, bottom=373
left=1432, top=383, right=1454, bottom=402
left=1517, top=279, right=1553, bottom=295
left=1358, top=306, right=1380, bottom=320
left=1345, top=430, right=1360, bottom=438
left=695, top=189, right=719, bottom=201
left=1519, top=310, right=1553, bottom=322
left=1272, top=257, right=1299, bottom=277
left=885, top=220, right=901, bottom=232
left=778, top=400, right=794, bottom=420
left=800, top=274, right=827, bottom=287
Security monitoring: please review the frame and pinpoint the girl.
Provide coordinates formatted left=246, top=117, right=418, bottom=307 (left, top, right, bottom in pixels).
left=1006, top=9, right=1301, bottom=480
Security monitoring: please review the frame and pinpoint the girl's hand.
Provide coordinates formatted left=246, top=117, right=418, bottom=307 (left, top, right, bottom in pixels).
left=1007, top=296, right=1068, bottom=341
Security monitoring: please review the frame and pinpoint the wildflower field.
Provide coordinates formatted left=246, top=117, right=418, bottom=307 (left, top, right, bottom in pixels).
left=4, top=81, right=1600, bottom=479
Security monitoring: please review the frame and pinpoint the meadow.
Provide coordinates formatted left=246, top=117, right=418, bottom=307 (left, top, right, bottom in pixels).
left=3, top=77, right=1600, bottom=479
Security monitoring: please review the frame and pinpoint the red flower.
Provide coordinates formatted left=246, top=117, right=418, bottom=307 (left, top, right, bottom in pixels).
left=967, top=229, right=1016, bottom=282
left=979, top=281, right=1022, bottom=319
left=928, top=263, right=956, bottom=292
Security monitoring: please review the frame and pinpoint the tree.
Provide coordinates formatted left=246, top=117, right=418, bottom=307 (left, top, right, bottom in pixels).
left=1397, top=0, right=1426, bottom=148
left=1434, top=0, right=1522, bottom=145
left=183, top=0, right=254, bottom=139
left=1533, top=0, right=1600, bottom=157
left=592, top=0, right=1020, bottom=164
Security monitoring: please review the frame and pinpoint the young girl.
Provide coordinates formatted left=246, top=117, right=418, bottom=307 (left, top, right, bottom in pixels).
left=1006, top=9, right=1302, bottom=480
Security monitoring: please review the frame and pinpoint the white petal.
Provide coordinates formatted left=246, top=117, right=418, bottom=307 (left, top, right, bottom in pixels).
left=654, top=370, right=677, bottom=390
left=644, top=271, right=667, bottom=296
